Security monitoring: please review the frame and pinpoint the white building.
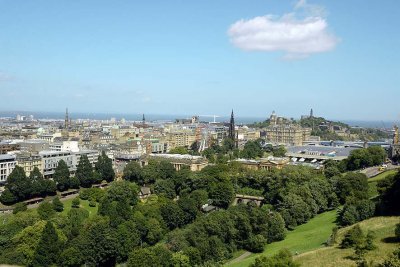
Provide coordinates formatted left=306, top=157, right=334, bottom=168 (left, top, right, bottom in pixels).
left=50, top=141, right=80, bottom=152
left=0, top=154, right=17, bottom=183
left=39, top=150, right=75, bottom=178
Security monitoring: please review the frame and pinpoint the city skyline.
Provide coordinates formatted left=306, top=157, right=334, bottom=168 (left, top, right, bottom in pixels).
left=1, top=0, right=400, bottom=120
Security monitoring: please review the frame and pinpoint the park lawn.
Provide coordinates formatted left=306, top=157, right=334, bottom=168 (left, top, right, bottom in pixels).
left=226, top=209, right=337, bottom=267
left=61, top=198, right=98, bottom=217
left=368, top=169, right=397, bottom=198
left=295, top=216, right=400, bottom=267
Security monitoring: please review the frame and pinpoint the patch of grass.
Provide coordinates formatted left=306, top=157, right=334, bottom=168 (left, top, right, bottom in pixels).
left=61, top=198, right=98, bottom=217
left=226, top=209, right=337, bottom=267
left=368, top=170, right=397, bottom=198
left=295, top=216, right=400, bottom=267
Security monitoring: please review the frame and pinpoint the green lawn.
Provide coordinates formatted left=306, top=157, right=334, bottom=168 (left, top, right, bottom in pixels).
left=61, top=198, right=98, bottom=217
left=368, top=169, right=397, bottom=198
left=226, top=209, right=338, bottom=267
left=295, top=216, right=400, bottom=267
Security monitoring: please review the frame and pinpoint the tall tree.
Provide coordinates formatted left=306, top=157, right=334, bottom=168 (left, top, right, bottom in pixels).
left=31, top=221, right=61, bottom=267
left=123, top=161, right=144, bottom=184
left=76, top=155, right=94, bottom=187
left=53, top=159, right=71, bottom=191
left=95, top=151, right=115, bottom=183
left=6, top=165, right=32, bottom=201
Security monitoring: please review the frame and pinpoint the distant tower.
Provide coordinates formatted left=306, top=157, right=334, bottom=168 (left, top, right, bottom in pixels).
left=64, top=108, right=69, bottom=129
left=142, top=114, right=145, bottom=125
left=310, top=108, right=314, bottom=118
left=229, top=110, right=235, bottom=139
left=394, top=125, right=399, bottom=145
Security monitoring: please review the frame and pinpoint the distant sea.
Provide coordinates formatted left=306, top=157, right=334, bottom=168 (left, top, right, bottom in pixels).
left=0, top=111, right=398, bottom=128
left=0, top=111, right=264, bottom=124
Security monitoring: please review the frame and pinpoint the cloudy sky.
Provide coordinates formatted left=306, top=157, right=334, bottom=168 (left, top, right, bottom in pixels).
left=0, top=0, right=399, bottom=120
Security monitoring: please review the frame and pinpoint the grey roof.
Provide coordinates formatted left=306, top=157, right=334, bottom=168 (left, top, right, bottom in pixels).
left=0, top=154, right=16, bottom=161
left=287, top=145, right=356, bottom=157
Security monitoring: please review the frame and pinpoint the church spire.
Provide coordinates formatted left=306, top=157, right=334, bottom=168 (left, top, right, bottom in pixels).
left=142, top=114, right=145, bottom=125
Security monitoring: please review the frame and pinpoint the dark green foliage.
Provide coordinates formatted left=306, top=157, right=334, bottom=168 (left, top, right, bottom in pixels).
left=169, top=146, right=189, bottom=154
left=78, top=216, right=117, bottom=266
left=54, top=159, right=71, bottom=191
left=395, top=222, right=400, bottom=240
left=127, top=247, right=159, bottom=267
left=278, top=193, right=312, bottom=228
left=89, top=199, right=96, bottom=207
left=334, top=172, right=369, bottom=204
left=79, top=187, right=105, bottom=202
left=65, top=208, right=89, bottom=239
left=240, top=140, right=263, bottom=159
left=266, top=211, right=286, bottom=243
left=189, top=189, right=208, bottom=208
left=37, top=201, right=56, bottom=220
left=105, top=180, right=139, bottom=205
left=177, top=197, right=199, bottom=224
left=325, top=166, right=341, bottom=178
left=12, top=202, right=27, bottom=214
left=346, top=147, right=386, bottom=170
left=209, top=181, right=234, bottom=209
left=341, top=225, right=363, bottom=248
left=30, top=167, right=56, bottom=197
left=31, top=221, right=61, bottom=267
left=95, top=151, right=115, bottom=183
left=245, top=234, right=267, bottom=252
left=59, top=246, right=83, bottom=267
left=123, top=161, right=143, bottom=184
left=378, top=170, right=400, bottom=215
left=72, top=197, right=80, bottom=208
left=160, top=200, right=185, bottom=230
left=116, top=220, right=140, bottom=262
left=0, top=188, right=17, bottom=204
left=52, top=196, right=64, bottom=212
left=154, top=179, right=176, bottom=199
left=76, top=155, right=93, bottom=187
left=69, top=176, right=80, bottom=189
left=4, top=166, right=32, bottom=203
left=250, top=249, right=300, bottom=267
left=339, top=199, right=375, bottom=226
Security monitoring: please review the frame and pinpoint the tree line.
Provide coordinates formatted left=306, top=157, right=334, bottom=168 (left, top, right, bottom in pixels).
left=0, top=151, right=114, bottom=205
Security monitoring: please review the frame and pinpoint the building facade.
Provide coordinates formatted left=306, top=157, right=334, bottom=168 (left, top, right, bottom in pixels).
left=0, top=154, right=17, bottom=183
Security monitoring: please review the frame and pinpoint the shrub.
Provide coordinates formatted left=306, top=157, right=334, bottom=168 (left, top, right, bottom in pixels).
left=72, top=197, right=80, bottom=208
left=13, top=202, right=27, bottom=214
left=341, top=225, right=363, bottom=248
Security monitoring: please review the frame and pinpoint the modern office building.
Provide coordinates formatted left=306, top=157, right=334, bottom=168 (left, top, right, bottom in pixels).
left=0, top=154, right=17, bottom=183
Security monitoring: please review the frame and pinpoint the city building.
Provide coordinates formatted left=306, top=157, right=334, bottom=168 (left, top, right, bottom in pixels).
left=0, top=141, right=20, bottom=154
left=0, top=154, right=17, bottom=183
left=16, top=154, right=43, bottom=177
left=235, top=157, right=289, bottom=171
left=142, top=153, right=208, bottom=171
left=39, top=150, right=75, bottom=178
left=264, top=125, right=311, bottom=146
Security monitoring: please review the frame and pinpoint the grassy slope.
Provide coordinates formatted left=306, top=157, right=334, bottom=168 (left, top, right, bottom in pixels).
left=295, top=216, right=400, bottom=267
left=226, top=209, right=337, bottom=267
left=368, top=169, right=397, bottom=198
left=61, top=198, right=98, bottom=217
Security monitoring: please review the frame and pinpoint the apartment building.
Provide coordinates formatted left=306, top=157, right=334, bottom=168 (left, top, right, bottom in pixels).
left=0, top=154, right=17, bottom=183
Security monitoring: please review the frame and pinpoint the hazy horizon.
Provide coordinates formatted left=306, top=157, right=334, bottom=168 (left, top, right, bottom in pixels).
left=1, top=0, right=400, bottom=121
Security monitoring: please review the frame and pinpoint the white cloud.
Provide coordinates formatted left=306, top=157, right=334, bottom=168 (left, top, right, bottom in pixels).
left=228, top=0, right=339, bottom=59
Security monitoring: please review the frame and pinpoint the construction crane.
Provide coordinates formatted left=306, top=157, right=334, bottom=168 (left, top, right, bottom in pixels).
left=199, top=115, right=220, bottom=123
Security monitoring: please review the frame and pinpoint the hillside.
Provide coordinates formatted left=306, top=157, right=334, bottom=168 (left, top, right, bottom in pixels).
left=295, top=216, right=400, bottom=267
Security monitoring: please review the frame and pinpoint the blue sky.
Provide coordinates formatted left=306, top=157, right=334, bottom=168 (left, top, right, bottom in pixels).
left=0, top=0, right=399, bottom=120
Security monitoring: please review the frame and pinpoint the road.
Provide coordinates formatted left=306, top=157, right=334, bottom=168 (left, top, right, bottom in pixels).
left=360, top=164, right=400, bottom=178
